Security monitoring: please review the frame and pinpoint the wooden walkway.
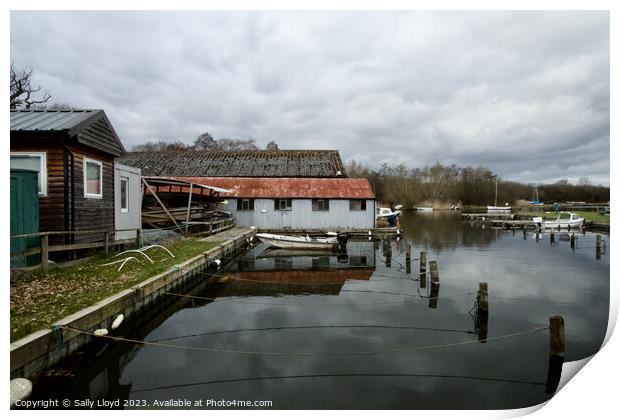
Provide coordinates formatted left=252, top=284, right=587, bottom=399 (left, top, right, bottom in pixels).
left=199, top=226, right=257, bottom=243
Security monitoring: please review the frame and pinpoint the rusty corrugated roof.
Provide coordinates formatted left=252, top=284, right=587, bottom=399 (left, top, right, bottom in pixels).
left=171, top=177, right=375, bottom=199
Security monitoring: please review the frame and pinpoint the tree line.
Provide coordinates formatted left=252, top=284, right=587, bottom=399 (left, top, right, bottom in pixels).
left=131, top=132, right=280, bottom=152
left=346, top=160, right=609, bottom=206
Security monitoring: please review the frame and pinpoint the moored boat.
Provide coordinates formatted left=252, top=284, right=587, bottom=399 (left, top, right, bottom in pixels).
left=532, top=212, right=584, bottom=230
left=256, top=233, right=338, bottom=250
left=376, top=207, right=401, bottom=219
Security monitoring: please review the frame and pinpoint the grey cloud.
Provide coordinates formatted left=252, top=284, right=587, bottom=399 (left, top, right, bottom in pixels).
left=10, top=11, right=609, bottom=185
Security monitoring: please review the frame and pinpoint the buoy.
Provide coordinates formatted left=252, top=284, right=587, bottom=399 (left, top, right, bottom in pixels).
left=94, top=328, right=108, bottom=336
left=10, top=378, right=33, bottom=407
left=368, top=230, right=372, bottom=236
left=111, top=314, right=124, bottom=330
left=214, top=259, right=221, bottom=266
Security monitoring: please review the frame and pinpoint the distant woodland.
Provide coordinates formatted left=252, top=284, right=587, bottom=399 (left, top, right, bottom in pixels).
left=345, top=160, right=610, bottom=207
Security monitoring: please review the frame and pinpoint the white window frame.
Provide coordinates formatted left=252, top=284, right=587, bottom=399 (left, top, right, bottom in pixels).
left=120, top=176, right=129, bottom=213
left=83, top=157, right=103, bottom=198
left=10, top=152, right=48, bottom=196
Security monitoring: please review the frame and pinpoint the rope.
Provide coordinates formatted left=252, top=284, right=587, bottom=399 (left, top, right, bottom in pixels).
left=64, top=325, right=548, bottom=357
left=149, top=324, right=477, bottom=343
left=130, top=372, right=546, bottom=393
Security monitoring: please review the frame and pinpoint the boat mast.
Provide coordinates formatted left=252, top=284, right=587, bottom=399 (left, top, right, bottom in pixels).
left=494, top=177, right=498, bottom=207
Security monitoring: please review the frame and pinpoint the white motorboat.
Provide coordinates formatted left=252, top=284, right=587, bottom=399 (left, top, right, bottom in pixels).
left=376, top=207, right=401, bottom=219
left=532, top=212, right=584, bottom=230
left=416, top=207, right=433, bottom=212
left=256, top=233, right=338, bottom=250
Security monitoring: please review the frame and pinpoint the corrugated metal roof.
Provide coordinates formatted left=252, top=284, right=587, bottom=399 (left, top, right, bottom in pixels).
left=10, top=109, right=126, bottom=157
left=10, top=109, right=101, bottom=131
left=171, top=177, right=376, bottom=199
left=119, top=150, right=346, bottom=178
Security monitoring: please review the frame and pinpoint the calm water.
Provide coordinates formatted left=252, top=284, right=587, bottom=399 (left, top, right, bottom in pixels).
left=31, top=211, right=610, bottom=409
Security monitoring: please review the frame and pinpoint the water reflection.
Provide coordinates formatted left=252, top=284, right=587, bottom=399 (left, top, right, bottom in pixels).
left=28, top=211, right=609, bottom=409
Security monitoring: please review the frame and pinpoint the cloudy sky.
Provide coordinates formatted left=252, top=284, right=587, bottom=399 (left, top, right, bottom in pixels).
left=10, top=11, right=610, bottom=185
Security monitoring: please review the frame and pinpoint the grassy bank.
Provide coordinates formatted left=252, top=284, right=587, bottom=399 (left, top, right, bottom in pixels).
left=515, top=211, right=610, bottom=223
left=10, top=239, right=220, bottom=342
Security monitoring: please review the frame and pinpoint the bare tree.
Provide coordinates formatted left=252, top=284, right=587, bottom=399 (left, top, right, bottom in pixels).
left=10, top=62, right=52, bottom=109
left=194, top=132, right=218, bottom=150
left=266, top=140, right=279, bottom=151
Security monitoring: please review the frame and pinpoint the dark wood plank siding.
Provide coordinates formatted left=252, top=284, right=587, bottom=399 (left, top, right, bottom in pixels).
left=69, top=144, right=115, bottom=243
left=77, top=117, right=124, bottom=157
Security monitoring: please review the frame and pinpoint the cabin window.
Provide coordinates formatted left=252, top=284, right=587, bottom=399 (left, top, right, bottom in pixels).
left=120, top=177, right=129, bottom=213
left=237, top=198, right=254, bottom=211
left=349, top=199, right=366, bottom=211
left=312, top=199, right=330, bottom=211
left=10, top=152, right=47, bottom=196
left=274, top=198, right=292, bottom=211
left=84, top=157, right=103, bottom=198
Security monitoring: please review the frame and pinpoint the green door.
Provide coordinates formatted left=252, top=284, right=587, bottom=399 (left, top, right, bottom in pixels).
left=10, top=170, right=40, bottom=267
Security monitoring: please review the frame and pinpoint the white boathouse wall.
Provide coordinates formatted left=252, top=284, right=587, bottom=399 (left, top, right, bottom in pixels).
left=221, top=198, right=375, bottom=229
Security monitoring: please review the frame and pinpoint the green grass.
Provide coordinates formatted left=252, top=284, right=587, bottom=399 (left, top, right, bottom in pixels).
left=515, top=211, right=610, bottom=223
left=10, top=239, right=220, bottom=342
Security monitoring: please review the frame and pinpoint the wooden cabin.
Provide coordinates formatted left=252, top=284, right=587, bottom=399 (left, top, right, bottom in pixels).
left=10, top=109, right=139, bottom=246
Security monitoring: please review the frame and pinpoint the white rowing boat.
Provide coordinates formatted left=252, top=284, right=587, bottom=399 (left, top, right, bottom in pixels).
left=256, top=233, right=338, bottom=250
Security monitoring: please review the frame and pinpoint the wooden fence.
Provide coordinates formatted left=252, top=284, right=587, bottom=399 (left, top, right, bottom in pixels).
left=10, top=217, right=235, bottom=273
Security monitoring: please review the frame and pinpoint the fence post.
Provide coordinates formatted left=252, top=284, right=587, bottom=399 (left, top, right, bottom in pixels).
left=41, top=234, right=49, bottom=274
left=104, top=232, right=110, bottom=255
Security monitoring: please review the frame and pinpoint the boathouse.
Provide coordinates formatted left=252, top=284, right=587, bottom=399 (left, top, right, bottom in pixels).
left=10, top=109, right=142, bottom=248
left=121, top=150, right=376, bottom=229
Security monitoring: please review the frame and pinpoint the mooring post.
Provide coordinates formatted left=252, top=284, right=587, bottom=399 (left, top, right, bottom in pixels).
left=419, top=251, right=427, bottom=276
left=385, top=240, right=392, bottom=268
left=41, top=234, right=49, bottom=274
left=429, top=261, right=439, bottom=284
left=405, top=244, right=411, bottom=274
left=477, top=282, right=489, bottom=313
left=549, top=315, right=566, bottom=357
left=550, top=229, right=555, bottom=244
left=596, top=234, right=601, bottom=260
left=570, top=233, right=576, bottom=250
left=523, top=228, right=527, bottom=240
left=476, top=282, right=489, bottom=342
left=546, top=315, right=566, bottom=394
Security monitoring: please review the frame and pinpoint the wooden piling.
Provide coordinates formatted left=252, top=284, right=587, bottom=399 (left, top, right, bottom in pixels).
left=550, top=230, right=555, bottom=244
left=546, top=315, right=566, bottom=394
left=429, top=281, right=440, bottom=309
left=419, top=251, right=427, bottom=276
left=570, top=233, right=576, bottom=250
left=41, top=234, right=49, bottom=274
left=429, top=261, right=439, bottom=284
left=474, top=282, right=489, bottom=342
left=523, top=228, right=527, bottom=240
left=549, top=315, right=566, bottom=357
left=405, top=245, right=411, bottom=274
left=477, top=282, right=488, bottom=313
left=385, top=240, right=392, bottom=268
